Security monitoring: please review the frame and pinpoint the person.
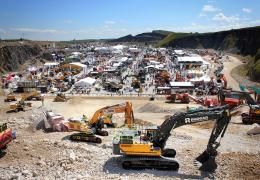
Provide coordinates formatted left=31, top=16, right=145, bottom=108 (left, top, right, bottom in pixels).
left=41, top=95, right=44, bottom=107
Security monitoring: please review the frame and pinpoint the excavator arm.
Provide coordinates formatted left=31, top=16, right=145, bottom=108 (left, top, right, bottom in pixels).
left=90, top=101, right=134, bottom=133
left=152, top=105, right=231, bottom=171
left=152, top=105, right=230, bottom=149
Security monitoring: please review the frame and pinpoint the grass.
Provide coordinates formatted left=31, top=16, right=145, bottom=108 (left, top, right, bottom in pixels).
left=235, top=64, right=249, bottom=76
left=223, top=34, right=237, bottom=49
left=155, top=32, right=192, bottom=47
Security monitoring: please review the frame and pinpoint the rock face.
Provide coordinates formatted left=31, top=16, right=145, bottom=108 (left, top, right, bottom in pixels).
left=168, top=26, right=260, bottom=56
left=111, top=31, right=168, bottom=43
left=0, top=44, right=42, bottom=73
left=167, top=26, right=260, bottom=82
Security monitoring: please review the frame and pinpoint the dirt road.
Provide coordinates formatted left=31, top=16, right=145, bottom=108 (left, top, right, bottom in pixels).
left=223, top=56, right=243, bottom=90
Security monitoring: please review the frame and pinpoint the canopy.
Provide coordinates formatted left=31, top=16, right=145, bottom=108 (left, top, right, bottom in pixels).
left=190, top=75, right=211, bottom=82
left=61, top=62, right=88, bottom=75
left=44, top=62, right=59, bottom=68
left=74, top=77, right=96, bottom=88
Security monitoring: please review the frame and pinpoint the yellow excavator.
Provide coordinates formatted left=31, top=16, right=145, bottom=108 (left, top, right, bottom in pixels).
left=113, top=105, right=231, bottom=172
left=69, top=101, right=135, bottom=143
left=21, top=90, right=42, bottom=101
left=89, top=101, right=134, bottom=129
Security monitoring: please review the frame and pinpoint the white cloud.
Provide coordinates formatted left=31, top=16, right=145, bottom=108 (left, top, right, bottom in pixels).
left=202, top=5, right=218, bottom=12
left=198, top=13, right=207, bottom=18
left=212, top=13, right=239, bottom=22
left=105, top=20, right=116, bottom=25
left=64, top=20, right=73, bottom=24
left=242, top=8, right=252, bottom=13
left=0, top=28, right=6, bottom=34
left=10, top=28, right=66, bottom=34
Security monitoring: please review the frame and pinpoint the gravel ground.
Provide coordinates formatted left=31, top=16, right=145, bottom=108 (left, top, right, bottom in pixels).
left=0, top=96, right=259, bottom=179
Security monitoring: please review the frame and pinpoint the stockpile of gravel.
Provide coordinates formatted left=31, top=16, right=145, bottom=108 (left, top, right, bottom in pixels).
left=138, top=103, right=177, bottom=113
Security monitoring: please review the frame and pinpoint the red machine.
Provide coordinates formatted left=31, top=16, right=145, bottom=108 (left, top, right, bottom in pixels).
left=218, top=74, right=227, bottom=89
left=0, top=123, right=13, bottom=153
left=188, top=93, right=241, bottom=108
left=166, top=93, right=190, bottom=103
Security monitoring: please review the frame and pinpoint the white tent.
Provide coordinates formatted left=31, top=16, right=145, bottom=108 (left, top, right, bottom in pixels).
left=74, top=77, right=96, bottom=88
left=44, top=62, right=59, bottom=69
left=190, top=75, right=211, bottom=82
left=69, top=62, right=88, bottom=75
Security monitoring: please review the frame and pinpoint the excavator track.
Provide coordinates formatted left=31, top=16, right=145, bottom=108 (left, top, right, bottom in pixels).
left=121, top=156, right=179, bottom=170
left=69, top=133, right=102, bottom=143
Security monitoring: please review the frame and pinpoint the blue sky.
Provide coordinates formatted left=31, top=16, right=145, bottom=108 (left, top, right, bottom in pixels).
left=0, top=0, right=259, bottom=40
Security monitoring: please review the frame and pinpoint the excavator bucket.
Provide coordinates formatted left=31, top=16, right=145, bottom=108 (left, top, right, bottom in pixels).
left=194, top=150, right=217, bottom=172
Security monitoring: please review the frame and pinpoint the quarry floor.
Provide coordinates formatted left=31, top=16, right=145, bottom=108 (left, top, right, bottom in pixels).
left=0, top=55, right=259, bottom=179
left=0, top=96, right=259, bottom=179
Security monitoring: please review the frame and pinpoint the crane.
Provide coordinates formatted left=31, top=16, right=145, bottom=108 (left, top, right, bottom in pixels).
left=113, top=105, right=231, bottom=172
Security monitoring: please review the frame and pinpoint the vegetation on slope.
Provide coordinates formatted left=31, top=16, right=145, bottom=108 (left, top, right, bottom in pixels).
left=156, top=32, right=192, bottom=47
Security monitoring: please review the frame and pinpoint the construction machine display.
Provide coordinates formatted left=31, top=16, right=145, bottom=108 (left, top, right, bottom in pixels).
left=69, top=101, right=135, bottom=143
left=9, top=100, right=32, bottom=112
left=4, top=93, right=16, bottom=102
left=0, top=123, right=14, bottom=154
left=53, top=93, right=67, bottom=102
left=234, top=91, right=260, bottom=124
left=113, top=105, right=231, bottom=172
left=88, top=101, right=134, bottom=133
left=166, top=93, right=190, bottom=103
left=21, top=90, right=42, bottom=101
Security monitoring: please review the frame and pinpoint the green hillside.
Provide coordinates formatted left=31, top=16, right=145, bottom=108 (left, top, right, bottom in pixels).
left=155, top=32, right=192, bottom=47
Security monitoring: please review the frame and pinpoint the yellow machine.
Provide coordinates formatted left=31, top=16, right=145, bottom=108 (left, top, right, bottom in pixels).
left=131, top=78, right=141, bottom=89
left=64, top=115, right=89, bottom=132
left=89, top=101, right=134, bottom=129
left=9, top=100, right=32, bottom=112
left=4, top=93, right=16, bottom=102
left=53, top=93, right=67, bottom=102
left=69, top=101, right=135, bottom=143
left=21, top=90, right=42, bottom=101
left=113, top=105, right=231, bottom=171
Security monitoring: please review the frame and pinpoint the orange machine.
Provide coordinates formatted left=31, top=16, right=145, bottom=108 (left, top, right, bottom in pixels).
left=218, top=74, right=227, bottom=89
left=89, top=101, right=134, bottom=129
left=69, top=101, right=135, bottom=143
